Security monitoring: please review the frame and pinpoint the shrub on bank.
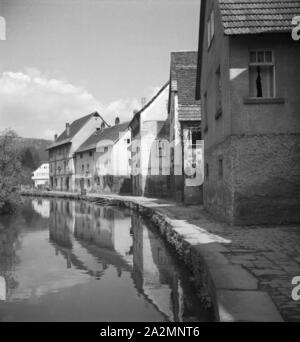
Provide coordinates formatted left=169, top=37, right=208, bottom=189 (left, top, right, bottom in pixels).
left=0, top=130, right=22, bottom=215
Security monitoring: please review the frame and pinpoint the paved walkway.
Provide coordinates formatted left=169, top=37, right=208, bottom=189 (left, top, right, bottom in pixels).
left=87, top=193, right=300, bottom=322
left=23, top=191, right=300, bottom=321
left=151, top=201, right=300, bottom=322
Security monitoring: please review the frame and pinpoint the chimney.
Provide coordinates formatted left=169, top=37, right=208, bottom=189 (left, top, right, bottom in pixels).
left=115, top=117, right=120, bottom=125
left=141, top=97, right=146, bottom=108
left=66, top=123, right=70, bottom=137
left=54, top=134, right=58, bottom=141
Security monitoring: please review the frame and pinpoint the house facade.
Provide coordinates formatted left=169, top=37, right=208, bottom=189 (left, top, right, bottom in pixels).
left=31, top=163, right=50, bottom=188
left=130, top=83, right=170, bottom=198
left=47, top=112, right=108, bottom=192
left=74, top=119, right=132, bottom=194
left=169, top=51, right=203, bottom=204
left=197, top=0, right=300, bottom=225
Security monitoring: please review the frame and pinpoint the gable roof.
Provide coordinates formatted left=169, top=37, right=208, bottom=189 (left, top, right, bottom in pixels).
left=196, top=0, right=300, bottom=99
left=129, top=81, right=169, bottom=128
left=47, top=112, right=109, bottom=150
left=169, top=51, right=201, bottom=121
left=219, top=0, right=300, bottom=35
left=76, top=122, right=130, bottom=153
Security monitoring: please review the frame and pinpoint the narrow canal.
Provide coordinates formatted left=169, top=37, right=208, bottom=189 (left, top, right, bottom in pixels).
left=0, top=197, right=213, bottom=322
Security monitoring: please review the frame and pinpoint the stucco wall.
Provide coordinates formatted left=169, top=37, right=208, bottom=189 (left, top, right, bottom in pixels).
left=200, top=0, right=300, bottom=225
left=200, top=0, right=231, bottom=150
left=229, top=35, right=300, bottom=135
left=204, top=137, right=234, bottom=223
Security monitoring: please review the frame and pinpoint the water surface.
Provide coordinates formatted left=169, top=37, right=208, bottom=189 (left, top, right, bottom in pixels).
left=0, top=197, right=212, bottom=322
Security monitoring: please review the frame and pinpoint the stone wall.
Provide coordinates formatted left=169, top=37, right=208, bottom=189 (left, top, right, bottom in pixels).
left=232, top=134, right=300, bottom=225
left=143, top=175, right=170, bottom=198
left=205, top=134, right=300, bottom=225
left=74, top=175, right=132, bottom=195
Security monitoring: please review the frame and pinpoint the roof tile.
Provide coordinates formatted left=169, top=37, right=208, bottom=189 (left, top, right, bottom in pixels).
left=219, top=0, right=300, bottom=35
left=170, top=52, right=201, bottom=121
left=76, top=122, right=130, bottom=153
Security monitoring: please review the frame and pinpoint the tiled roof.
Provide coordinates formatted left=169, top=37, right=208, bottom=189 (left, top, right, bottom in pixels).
left=219, top=0, right=300, bottom=35
left=57, top=112, right=104, bottom=142
left=169, top=52, right=201, bottom=121
left=170, top=51, right=198, bottom=80
left=76, top=122, right=129, bottom=153
left=47, top=112, right=109, bottom=150
left=176, top=67, right=200, bottom=107
left=178, top=106, right=201, bottom=121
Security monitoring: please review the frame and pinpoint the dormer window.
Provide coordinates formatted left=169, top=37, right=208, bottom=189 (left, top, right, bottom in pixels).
left=207, top=10, right=215, bottom=48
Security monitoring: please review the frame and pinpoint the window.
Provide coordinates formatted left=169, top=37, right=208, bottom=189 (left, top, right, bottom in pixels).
left=104, top=146, right=108, bottom=152
left=207, top=10, right=215, bottom=48
left=81, top=164, right=84, bottom=173
left=249, top=51, right=275, bottom=98
left=87, top=179, right=90, bottom=187
left=80, top=153, right=83, bottom=159
left=97, top=177, right=100, bottom=185
left=215, top=66, right=222, bottom=118
left=127, top=139, right=130, bottom=144
left=89, top=151, right=93, bottom=157
left=87, top=164, right=90, bottom=172
left=157, top=141, right=167, bottom=157
left=192, top=131, right=201, bottom=147
left=190, top=131, right=201, bottom=172
left=218, top=157, right=223, bottom=179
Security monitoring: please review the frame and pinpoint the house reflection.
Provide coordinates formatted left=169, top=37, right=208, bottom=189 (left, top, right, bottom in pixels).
left=47, top=199, right=205, bottom=321
left=31, top=199, right=50, bottom=218
left=0, top=276, right=6, bottom=301
left=132, top=215, right=205, bottom=322
left=132, top=215, right=183, bottom=321
left=49, top=200, right=132, bottom=277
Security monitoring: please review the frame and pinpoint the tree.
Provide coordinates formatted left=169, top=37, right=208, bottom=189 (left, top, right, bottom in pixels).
left=20, top=148, right=37, bottom=170
left=0, top=130, right=22, bottom=215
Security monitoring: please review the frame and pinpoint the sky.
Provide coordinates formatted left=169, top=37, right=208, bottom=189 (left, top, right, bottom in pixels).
left=0, top=0, right=200, bottom=139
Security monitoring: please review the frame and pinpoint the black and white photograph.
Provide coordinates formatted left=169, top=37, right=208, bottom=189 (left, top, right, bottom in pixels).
left=0, top=0, right=300, bottom=326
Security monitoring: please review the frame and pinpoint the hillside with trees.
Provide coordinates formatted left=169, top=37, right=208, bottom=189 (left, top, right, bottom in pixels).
left=16, top=137, right=52, bottom=185
left=0, top=131, right=52, bottom=215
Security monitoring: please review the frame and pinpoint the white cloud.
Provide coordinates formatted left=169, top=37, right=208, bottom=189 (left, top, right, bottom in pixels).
left=0, top=69, right=104, bottom=139
left=103, top=85, right=164, bottom=125
left=104, top=97, right=140, bottom=125
left=0, top=67, right=164, bottom=139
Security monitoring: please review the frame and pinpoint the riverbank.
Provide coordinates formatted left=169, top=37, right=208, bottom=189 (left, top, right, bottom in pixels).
left=21, top=190, right=298, bottom=322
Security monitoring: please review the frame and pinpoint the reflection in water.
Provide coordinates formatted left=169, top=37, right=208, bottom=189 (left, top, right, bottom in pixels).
left=0, top=276, right=6, bottom=300
left=0, top=197, right=212, bottom=322
left=32, top=199, right=50, bottom=219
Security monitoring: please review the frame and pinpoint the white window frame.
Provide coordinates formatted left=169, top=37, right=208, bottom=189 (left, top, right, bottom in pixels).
left=249, top=50, right=276, bottom=98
